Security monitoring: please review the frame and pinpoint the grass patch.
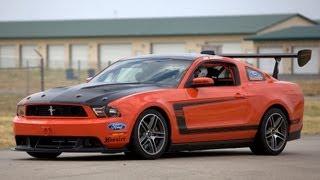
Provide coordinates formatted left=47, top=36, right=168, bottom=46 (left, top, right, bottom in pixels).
left=0, top=116, right=14, bottom=148
left=0, top=93, right=24, bottom=117
left=293, top=80, right=320, bottom=96
left=302, top=97, right=320, bottom=134
left=0, top=69, right=89, bottom=95
left=303, top=116, right=320, bottom=135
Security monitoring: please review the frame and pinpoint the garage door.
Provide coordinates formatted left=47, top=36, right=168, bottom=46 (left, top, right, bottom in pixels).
left=71, top=45, right=88, bottom=69
left=0, top=45, right=16, bottom=68
left=221, top=42, right=246, bottom=62
left=259, top=47, right=284, bottom=74
left=99, top=44, right=132, bottom=68
left=152, top=43, right=186, bottom=54
left=48, top=45, right=65, bottom=69
left=222, top=42, right=242, bottom=53
left=293, top=47, right=319, bottom=74
left=21, top=45, right=39, bottom=67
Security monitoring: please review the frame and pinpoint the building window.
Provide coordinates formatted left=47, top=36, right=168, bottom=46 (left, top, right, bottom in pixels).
left=21, top=45, right=38, bottom=67
left=151, top=43, right=185, bottom=54
left=71, top=44, right=88, bottom=69
left=99, top=44, right=132, bottom=68
left=48, top=45, right=65, bottom=69
left=0, top=45, right=17, bottom=68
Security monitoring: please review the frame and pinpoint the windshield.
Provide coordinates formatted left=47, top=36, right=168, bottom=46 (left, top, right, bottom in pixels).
left=90, top=58, right=192, bottom=87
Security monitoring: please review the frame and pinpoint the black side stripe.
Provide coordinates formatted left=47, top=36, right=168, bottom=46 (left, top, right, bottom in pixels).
left=172, top=98, right=259, bottom=134
left=169, top=138, right=254, bottom=152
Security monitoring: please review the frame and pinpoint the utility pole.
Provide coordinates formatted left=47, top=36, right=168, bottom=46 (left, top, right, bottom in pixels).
left=34, top=49, right=44, bottom=91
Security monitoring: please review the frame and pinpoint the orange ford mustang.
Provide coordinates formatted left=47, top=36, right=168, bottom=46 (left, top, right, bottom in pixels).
left=13, top=50, right=311, bottom=159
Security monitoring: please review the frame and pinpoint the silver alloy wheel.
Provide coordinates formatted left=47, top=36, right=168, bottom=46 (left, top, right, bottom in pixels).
left=265, top=112, right=287, bottom=151
left=138, top=113, right=166, bottom=155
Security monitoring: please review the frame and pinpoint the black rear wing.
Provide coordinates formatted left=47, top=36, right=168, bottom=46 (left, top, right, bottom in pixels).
left=201, top=49, right=312, bottom=79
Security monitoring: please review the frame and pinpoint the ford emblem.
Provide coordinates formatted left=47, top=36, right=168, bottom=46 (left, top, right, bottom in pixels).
left=108, top=122, right=126, bottom=130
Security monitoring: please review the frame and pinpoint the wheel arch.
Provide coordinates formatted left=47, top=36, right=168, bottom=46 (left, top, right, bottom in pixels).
left=143, top=106, right=172, bottom=147
left=261, top=103, right=291, bottom=127
left=128, top=105, right=173, bottom=150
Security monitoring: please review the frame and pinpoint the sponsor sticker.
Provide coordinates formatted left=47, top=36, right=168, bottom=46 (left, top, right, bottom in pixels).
left=108, top=122, right=126, bottom=130
left=105, top=137, right=126, bottom=143
left=247, top=69, right=264, bottom=80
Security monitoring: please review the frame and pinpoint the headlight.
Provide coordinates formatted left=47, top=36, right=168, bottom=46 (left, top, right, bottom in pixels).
left=17, top=105, right=26, bottom=117
left=106, top=107, right=121, bottom=117
left=92, top=106, right=121, bottom=118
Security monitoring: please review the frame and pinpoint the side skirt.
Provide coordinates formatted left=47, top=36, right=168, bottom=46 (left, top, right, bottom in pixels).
left=168, top=138, right=253, bottom=152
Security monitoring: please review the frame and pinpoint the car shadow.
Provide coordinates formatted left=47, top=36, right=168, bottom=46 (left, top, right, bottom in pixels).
left=12, top=149, right=299, bottom=161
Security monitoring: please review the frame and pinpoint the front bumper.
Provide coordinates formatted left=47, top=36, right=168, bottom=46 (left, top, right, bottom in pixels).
left=13, top=116, right=130, bottom=151
left=13, top=136, right=126, bottom=153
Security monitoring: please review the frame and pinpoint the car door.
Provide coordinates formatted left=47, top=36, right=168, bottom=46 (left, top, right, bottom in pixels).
left=173, top=61, right=252, bottom=139
left=182, top=86, right=250, bottom=131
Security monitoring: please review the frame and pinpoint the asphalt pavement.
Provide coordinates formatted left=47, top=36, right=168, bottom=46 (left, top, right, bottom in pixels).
left=0, top=135, right=319, bottom=180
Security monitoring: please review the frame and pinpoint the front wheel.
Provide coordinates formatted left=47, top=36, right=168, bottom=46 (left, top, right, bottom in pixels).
left=250, top=108, right=289, bottom=155
left=131, top=109, right=169, bottom=159
left=27, top=152, right=61, bottom=159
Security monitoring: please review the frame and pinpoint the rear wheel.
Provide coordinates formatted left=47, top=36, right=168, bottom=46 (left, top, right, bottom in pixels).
left=131, top=109, right=169, bottom=159
left=250, top=108, right=288, bottom=155
left=27, top=152, right=61, bottom=159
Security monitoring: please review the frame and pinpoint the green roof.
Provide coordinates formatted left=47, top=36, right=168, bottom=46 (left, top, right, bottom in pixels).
left=0, top=14, right=311, bottom=39
left=246, top=25, right=320, bottom=41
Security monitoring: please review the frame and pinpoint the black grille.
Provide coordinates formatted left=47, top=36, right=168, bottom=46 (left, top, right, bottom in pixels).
left=26, top=105, right=87, bottom=117
left=16, top=136, right=103, bottom=150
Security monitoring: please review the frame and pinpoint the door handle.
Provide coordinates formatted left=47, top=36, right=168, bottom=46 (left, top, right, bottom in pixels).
left=234, top=92, right=246, bottom=98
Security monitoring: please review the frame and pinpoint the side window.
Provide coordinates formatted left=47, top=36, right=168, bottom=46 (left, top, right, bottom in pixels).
left=246, top=67, right=265, bottom=81
left=189, top=62, right=240, bottom=87
left=218, top=68, right=232, bottom=78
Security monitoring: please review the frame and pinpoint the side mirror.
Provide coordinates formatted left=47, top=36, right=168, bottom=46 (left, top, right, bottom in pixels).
left=86, top=77, right=93, bottom=83
left=192, top=77, right=214, bottom=87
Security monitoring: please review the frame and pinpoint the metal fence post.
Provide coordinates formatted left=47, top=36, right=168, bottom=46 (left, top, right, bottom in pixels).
left=34, top=49, right=44, bottom=91
left=40, top=56, right=44, bottom=91
left=26, top=60, right=30, bottom=95
left=78, top=60, right=81, bottom=83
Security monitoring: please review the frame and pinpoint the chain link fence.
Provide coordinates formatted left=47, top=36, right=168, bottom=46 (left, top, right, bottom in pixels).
left=0, top=59, right=97, bottom=117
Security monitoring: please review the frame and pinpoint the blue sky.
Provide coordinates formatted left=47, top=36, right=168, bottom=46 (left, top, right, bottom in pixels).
left=0, top=0, right=319, bottom=21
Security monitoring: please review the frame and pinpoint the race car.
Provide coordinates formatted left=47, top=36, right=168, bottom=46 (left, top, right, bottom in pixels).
left=13, top=49, right=311, bottom=159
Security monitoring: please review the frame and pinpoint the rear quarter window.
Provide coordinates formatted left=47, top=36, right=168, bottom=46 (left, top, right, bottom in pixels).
left=246, top=67, right=265, bottom=81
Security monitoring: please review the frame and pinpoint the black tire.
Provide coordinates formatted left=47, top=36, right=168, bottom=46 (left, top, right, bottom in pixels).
left=131, top=109, right=169, bottom=159
left=27, top=152, right=61, bottom=159
left=250, top=108, right=289, bottom=155
left=123, top=151, right=141, bottom=160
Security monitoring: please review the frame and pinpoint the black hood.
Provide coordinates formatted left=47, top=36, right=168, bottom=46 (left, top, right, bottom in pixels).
left=19, top=83, right=166, bottom=106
